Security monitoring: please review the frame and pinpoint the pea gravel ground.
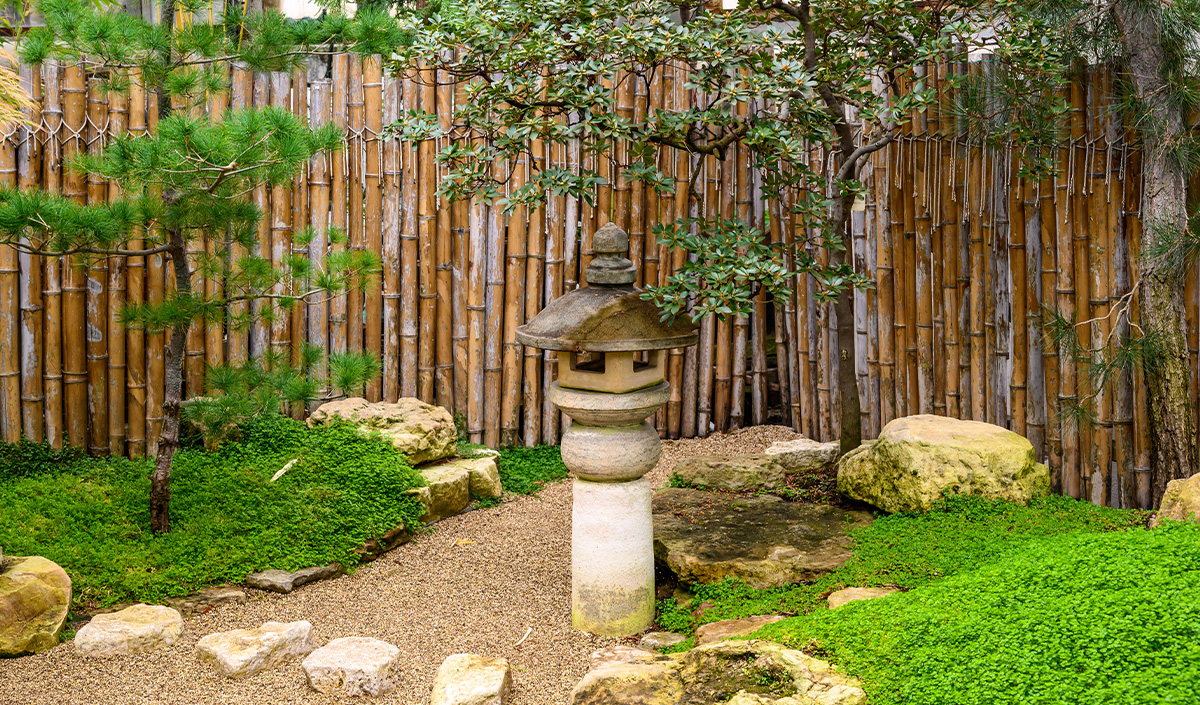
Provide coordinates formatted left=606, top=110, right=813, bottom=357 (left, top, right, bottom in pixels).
left=0, top=425, right=800, bottom=705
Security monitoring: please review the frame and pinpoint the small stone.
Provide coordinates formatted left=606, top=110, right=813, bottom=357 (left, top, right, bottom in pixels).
left=1153, top=473, right=1200, bottom=527
left=74, top=604, right=183, bottom=658
left=302, top=636, right=400, bottom=696
left=694, top=615, right=786, bottom=645
left=196, top=620, right=313, bottom=678
left=638, top=631, right=688, bottom=650
left=419, top=461, right=472, bottom=521
left=165, top=586, right=246, bottom=616
left=430, top=653, right=512, bottom=705
left=826, top=586, right=900, bottom=609
left=765, top=437, right=841, bottom=472
left=245, top=563, right=344, bottom=594
left=0, top=556, right=72, bottom=656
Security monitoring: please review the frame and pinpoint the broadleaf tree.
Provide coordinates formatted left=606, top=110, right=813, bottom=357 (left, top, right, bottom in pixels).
left=387, top=0, right=1034, bottom=453
left=1, top=0, right=401, bottom=532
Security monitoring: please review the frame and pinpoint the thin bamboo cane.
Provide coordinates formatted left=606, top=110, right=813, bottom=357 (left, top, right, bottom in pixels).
left=435, top=70, right=455, bottom=411
left=452, top=76, right=470, bottom=420
left=731, top=101, right=750, bottom=431
left=228, top=64, right=252, bottom=367
left=523, top=135, right=545, bottom=446
left=41, top=61, right=63, bottom=448
left=1024, top=174, right=1046, bottom=460
left=1070, top=81, right=1090, bottom=499
left=901, top=115, right=919, bottom=418
left=483, top=171, right=505, bottom=447
left=288, top=68, right=308, bottom=413
left=0, top=73, right=17, bottom=442
left=1010, top=154, right=1028, bottom=438
left=877, top=141, right=897, bottom=428
left=466, top=193, right=486, bottom=444
left=500, top=145, right=527, bottom=448
left=890, top=140, right=909, bottom=420
left=146, top=89, right=164, bottom=456
left=991, top=142, right=1012, bottom=429
left=61, top=63, right=86, bottom=448
left=712, top=153, right=732, bottom=433
left=542, top=137, right=564, bottom=443
left=206, top=85, right=228, bottom=382
left=306, top=67, right=331, bottom=404
left=1126, top=146, right=1151, bottom=508
left=381, top=70, right=402, bottom=401
left=329, top=56, right=349, bottom=366
left=968, top=138, right=986, bottom=422
left=269, top=72, right=293, bottom=380
left=1054, top=86, right=1078, bottom=497
left=80, top=81, right=108, bottom=449
left=1089, top=87, right=1113, bottom=504
left=399, top=70, right=418, bottom=398
left=107, top=87, right=128, bottom=456
left=417, top=64, right=437, bottom=403
left=347, top=58, right=365, bottom=365
left=914, top=70, right=934, bottom=416
left=363, top=57, right=383, bottom=401
left=17, top=64, right=43, bottom=443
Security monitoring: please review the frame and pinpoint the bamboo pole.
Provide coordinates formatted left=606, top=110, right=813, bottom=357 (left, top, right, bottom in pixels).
left=1089, top=79, right=1113, bottom=504
left=346, top=58, right=365, bottom=366
left=269, top=72, right=293, bottom=381
left=0, top=70, right=17, bottom=442
left=914, top=68, right=935, bottom=416
left=306, top=66, right=331, bottom=402
left=483, top=169, right=505, bottom=447
left=523, top=135, right=545, bottom=446
left=228, top=64, right=252, bottom=367
left=417, top=64, right=437, bottom=403
left=363, top=57, right=383, bottom=401
left=329, top=56, right=349, bottom=364
left=542, top=137, right=564, bottom=443
left=435, top=68, right=455, bottom=411
left=381, top=70, right=402, bottom=401
left=61, top=63, right=86, bottom=448
left=107, top=87, right=129, bottom=456
left=205, top=85, right=228, bottom=383
left=17, top=64, right=43, bottom=443
left=500, top=144, right=528, bottom=447
left=452, top=76, right=470, bottom=421
left=84, top=78, right=109, bottom=455
left=146, top=88, right=164, bottom=456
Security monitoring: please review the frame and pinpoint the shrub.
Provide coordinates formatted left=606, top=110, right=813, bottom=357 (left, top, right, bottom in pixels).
left=0, top=414, right=425, bottom=610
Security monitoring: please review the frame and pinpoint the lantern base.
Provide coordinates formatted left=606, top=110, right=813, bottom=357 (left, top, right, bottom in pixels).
left=571, top=477, right=655, bottom=636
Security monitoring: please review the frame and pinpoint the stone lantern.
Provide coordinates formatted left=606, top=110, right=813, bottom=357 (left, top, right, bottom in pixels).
left=517, top=222, right=698, bottom=636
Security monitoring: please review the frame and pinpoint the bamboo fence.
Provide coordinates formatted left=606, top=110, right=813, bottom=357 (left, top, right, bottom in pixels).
left=0, top=57, right=1184, bottom=509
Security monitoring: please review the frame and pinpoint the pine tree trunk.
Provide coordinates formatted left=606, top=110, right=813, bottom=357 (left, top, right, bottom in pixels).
left=1115, top=3, right=1198, bottom=505
left=830, top=188, right=862, bottom=454
left=150, top=229, right=191, bottom=534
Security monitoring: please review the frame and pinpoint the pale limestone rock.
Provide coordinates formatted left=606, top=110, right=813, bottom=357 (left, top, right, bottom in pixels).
left=589, top=644, right=667, bottom=670
left=837, top=415, right=1050, bottom=514
left=419, top=462, right=471, bottom=521
left=765, top=437, right=841, bottom=472
left=570, top=639, right=865, bottom=705
left=74, top=604, right=183, bottom=658
left=0, top=556, right=71, bottom=656
left=1153, top=473, right=1200, bottom=527
left=196, top=620, right=313, bottom=678
left=308, top=397, right=456, bottom=465
left=653, top=489, right=873, bottom=588
left=695, top=615, right=786, bottom=645
left=463, top=457, right=502, bottom=498
left=826, top=586, right=901, bottom=609
left=244, top=564, right=344, bottom=593
left=672, top=455, right=787, bottom=491
left=429, top=653, right=512, bottom=705
left=302, top=636, right=399, bottom=696
left=639, top=631, right=688, bottom=650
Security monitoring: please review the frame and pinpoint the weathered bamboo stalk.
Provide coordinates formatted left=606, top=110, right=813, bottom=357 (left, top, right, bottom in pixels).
left=399, top=70, right=418, bottom=398
left=417, top=64, right=438, bottom=403
left=17, top=64, right=43, bottom=443
left=382, top=70, right=402, bottom=401
left=362, top=57, right=383, bottom=401
left=107, top=87, right=129, bottom=456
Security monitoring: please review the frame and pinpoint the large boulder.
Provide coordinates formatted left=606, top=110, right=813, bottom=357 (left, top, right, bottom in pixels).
left=837, top=415, right=1050, bottom=514
left=0, top=556, right=72, bottom=656
left=308, top=397, right=456, bottom=465
left=1153, top=473, right=1200, bottom=527
left=430, top=653, right=512, bottom=705
left=672, top=456, right=787, bottom=491
left=74, top=604, right=184, bottom=658
left=653, top=489, right=873, bottom=588
left=570, top=640, right=864, bottom=705
left=765, top=437, right=840, bottom=472
left=196, top=620, right=313, bottom=678
left=302, top=636, right=400, bottom=697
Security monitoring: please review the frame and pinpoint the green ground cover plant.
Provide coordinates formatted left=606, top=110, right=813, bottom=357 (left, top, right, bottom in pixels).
left=655, top=495, right=1174, bottom=703
left=0, top=414, right=426, bottom=610
left=495, top=445, right=569, bottom=496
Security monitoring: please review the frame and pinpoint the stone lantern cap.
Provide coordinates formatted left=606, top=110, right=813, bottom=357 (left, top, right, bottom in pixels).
left=516, top=223, right=699, bottom=352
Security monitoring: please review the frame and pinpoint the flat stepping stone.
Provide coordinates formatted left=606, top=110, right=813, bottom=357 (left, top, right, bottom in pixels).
left=74, top=604, right=183, bottom=658
left=245, top=563, right=344, bottom=593
left=430, top=653, right=512, bottom=705
left=652, top=488, right=873, bottom=588
left=827, top=586, right=901, bottom=609
left=165, top=586, right=246, bottom=615
left=196, top=620, right=313, bottom=678
left=303, top=636, right=400, bottom=696
left=695, top=615, right=785, bottom=645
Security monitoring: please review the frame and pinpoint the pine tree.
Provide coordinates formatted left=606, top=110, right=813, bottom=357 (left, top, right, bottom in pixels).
left=0, top=0, right=397, bottom=532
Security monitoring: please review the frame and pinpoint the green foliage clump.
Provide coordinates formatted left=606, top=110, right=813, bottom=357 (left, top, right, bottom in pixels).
left=0, top=438, right=86, bottom=479
left=495, top=445, right=569, bottom=496
left=656, top=596, right=696, bottom=634
left=754, top=522, right=1200, bottom=705
left=0, top=414, right=425, bottom=610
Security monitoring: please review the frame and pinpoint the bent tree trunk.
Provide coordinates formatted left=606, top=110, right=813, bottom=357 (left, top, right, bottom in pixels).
left=829, top=188, right=862, bottom=455
left=1115, top=3, right=1198, bottom=505
left=150, top=230, right=192, bottom=534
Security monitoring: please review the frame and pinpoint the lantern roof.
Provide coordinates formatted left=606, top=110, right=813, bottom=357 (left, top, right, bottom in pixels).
left=516, top=223, right=699, bottom=353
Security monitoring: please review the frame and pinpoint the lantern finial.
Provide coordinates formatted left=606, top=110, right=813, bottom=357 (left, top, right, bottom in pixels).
left=585, top=222, right=637, bottom=285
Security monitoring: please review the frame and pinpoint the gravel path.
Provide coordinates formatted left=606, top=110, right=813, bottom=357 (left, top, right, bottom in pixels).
left=0, top=425, right=800, bottom=705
